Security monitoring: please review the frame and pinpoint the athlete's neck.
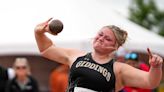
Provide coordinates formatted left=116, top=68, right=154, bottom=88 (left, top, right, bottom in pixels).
left=92, top=51, right=112, bottom=64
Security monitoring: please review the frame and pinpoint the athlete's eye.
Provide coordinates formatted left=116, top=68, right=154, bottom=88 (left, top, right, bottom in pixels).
left=99, top=32, right=103, bottom=36
left=105, top=36, right=111, bottom=41
left=106, top=38, right=111, bottom=41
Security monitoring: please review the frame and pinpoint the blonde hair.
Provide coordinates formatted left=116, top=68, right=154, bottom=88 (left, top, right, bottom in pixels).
left=13, top=57, right=31, bottom=75
left=105, top=25, right=128, bottom=47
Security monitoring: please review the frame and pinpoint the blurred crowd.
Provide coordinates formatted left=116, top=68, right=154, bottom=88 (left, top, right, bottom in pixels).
left=0, top=58, right=39, bottom=92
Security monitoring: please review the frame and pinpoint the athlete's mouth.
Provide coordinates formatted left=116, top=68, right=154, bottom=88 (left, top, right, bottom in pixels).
left=96, top=40, right=103, bottom=44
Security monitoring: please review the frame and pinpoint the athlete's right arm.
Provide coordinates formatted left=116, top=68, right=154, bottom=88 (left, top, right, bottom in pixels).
left=34, top=18, right=85, bottom=66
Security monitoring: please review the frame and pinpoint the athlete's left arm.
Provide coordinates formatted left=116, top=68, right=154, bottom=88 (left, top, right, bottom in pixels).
left=120, top=48, right=163, bottom=89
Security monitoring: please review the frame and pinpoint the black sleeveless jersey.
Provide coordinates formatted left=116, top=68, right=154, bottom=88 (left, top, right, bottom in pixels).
left=67, top=53, right=116, bottom=92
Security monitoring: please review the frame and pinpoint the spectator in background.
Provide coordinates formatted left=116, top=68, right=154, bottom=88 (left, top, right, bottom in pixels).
left=123, top=52, right=151, bottom=92
left=49, top=65, right=69, bottom=92
left=5, top=58, right=39, bottom=92
left=125, top=52, right=149, bottom=71
left=0, top=66, right=15, bottom=92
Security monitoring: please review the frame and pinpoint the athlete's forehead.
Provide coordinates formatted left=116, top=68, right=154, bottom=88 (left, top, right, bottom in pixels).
left=98, top=27, right=115, bottom=39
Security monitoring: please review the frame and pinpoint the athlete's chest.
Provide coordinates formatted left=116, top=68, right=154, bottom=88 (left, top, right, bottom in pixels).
left=69, top=55, right=116, bottom=92
left=70, top=55, right=115, bottom=84
left=74, top=60, right=112, bottom=81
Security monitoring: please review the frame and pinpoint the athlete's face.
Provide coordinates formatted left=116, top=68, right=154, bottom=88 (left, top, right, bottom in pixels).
left=93, top=27, right=117, bottom=54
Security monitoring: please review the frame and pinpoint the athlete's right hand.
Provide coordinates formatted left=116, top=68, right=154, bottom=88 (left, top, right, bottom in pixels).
left=34, top=18, right=53, bottom=33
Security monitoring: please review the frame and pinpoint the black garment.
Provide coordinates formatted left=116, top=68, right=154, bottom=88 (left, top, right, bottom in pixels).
left=67, top=53, right=116, bottom=92
left=5, top=76, right=39, bottom=92
left=0, top=66, right=8, bottom=92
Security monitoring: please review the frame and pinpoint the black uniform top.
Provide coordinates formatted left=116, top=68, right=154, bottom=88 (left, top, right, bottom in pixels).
left=5, top=76, right=39, bottom=92
left=0, top=66, right=8, bottom=92
left=67, top=53, right=116, bottom=92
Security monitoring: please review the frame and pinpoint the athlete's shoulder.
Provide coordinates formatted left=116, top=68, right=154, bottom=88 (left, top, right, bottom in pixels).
left=69, top=51, right=88, bottom=67
left=113, top=61, right=125, bottom=73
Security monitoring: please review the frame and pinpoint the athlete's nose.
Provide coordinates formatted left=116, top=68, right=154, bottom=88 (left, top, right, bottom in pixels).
left=98, top=36, right=104, bottom=42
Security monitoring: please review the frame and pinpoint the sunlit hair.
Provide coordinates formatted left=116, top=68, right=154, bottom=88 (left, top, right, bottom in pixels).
left=105, top=25, right=128, bottom=47
left=13, top=57, right=31, bottom=75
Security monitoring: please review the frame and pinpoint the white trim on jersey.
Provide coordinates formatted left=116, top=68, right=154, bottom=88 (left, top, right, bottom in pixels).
left=74, top=87, right=97, bottom=92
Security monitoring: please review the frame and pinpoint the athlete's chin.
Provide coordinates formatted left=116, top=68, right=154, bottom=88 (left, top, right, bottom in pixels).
left=94, top=46, right=115, bottom=55
left=93, top=44, right=101, bottom=50
left=93, top=47, right=107, bottom=54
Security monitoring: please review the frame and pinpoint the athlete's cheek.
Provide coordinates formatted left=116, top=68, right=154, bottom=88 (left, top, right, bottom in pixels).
left=95, top=36, right=99, bottom=41
left=93, top=36, right=99, bottom=43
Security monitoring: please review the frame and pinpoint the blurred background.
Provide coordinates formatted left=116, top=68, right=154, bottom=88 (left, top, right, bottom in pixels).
left=0, top=0, right=164, bottom=92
